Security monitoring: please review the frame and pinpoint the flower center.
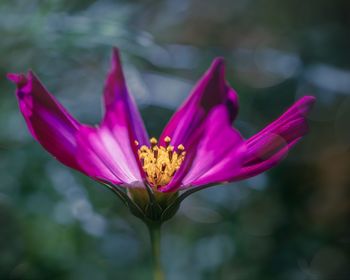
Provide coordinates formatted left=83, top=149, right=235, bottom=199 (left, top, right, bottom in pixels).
left=135, top=136, right=186, bottom=188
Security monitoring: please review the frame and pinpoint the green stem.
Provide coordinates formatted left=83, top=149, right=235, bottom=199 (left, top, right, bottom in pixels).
left=148, top=223, right=164, bottom=280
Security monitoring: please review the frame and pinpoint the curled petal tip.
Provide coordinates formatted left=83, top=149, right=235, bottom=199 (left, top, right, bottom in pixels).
left=6, top=73, right=19, bottom=82
left=295, top=95, right=316, bottom=116
left=112, top=47, right=122, bottom=63
left=210, top=57, right=225, bottom=74
left=110, top=47, right=124, bottom=77
left=112, top=46, right=120, bottom=53
left=300, top=95, right=316, bottom=104
left=204, top=58, right=226, bottom=87
left=7, top=73, right=27, bottom=85
left=212, top=57, right=225, bottom=66
left=305, top=95, right=316, bottom=105
left=28, top=69, right=35, bottom=77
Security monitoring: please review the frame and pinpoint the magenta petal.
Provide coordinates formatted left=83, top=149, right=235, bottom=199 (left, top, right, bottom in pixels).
left=100, top=48, right=149, bottom=181
left=243, top=96, right=315, bottom=164
left=159, top=58, right=238, bottom=148
left=185, top=96, right=315, bottom=187
left=234, top=137, right=301, bottom=181
left=231, top=96, right=315, bottom=182
left=75, top=126, right=143, bottom=186
left=158, top=59, right=240, bottom=192
left=179, top=105, right=245, bottom=188
left=103, top=48, right=149, bottom=146
left=73, top=48, right=147, bottom=186
left=159, top=105, right=245, bottom=192
left=7, top=71, right=82, bottom=171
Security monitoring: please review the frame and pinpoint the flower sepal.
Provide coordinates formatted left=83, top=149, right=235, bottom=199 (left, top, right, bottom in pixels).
left=127, top=185, right=180, bottom=224
left=103, top=182, right=180, bottom=224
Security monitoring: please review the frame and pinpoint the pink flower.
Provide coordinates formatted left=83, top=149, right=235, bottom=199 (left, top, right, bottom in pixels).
left=7, top=48, right=315, bottom=219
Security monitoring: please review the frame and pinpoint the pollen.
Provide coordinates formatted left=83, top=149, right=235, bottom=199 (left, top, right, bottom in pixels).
left=135, top=136, right=186, bottom=188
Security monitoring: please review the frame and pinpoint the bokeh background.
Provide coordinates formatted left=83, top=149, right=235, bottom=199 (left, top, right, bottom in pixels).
left=0, top=0, right=349, bottom=279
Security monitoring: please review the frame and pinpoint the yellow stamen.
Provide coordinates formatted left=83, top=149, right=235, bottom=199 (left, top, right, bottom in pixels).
left=177, top=144, right=185, bottom=151
left=150, top=137, right=158, bottom=144
left=164, top=136, right=171, bottom=147
left=167, top=146, right=174, bottom=161
left=136, top=136, right=186, bottom=188
left=150, top=137, right=158, bottom=150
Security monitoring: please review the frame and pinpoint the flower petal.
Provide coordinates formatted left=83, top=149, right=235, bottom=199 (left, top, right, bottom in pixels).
left=99, top=48, right=148, bottom=182
left=236, top=96, right=316, bottom=178
left=174, top=105, right=245, bottom=190
left=73, top=48, right=147, bottom=186
left=192, top=96, right=316, bottom=186
left=103, top=48, right=149, bottom=146
left=158, top=59, right=240, bottom=192
left=159, top=58, right=238, bottom=148
left=75, top=125, right=143, bottom=186
left=7, top=71, right=82, bottom=171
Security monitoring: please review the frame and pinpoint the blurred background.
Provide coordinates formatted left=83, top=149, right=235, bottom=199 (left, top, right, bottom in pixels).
left=0, top=0, right=349, bottom=279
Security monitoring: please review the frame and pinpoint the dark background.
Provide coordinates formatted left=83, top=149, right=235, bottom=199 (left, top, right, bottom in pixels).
left=0, top=0, right=349, bottom=279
